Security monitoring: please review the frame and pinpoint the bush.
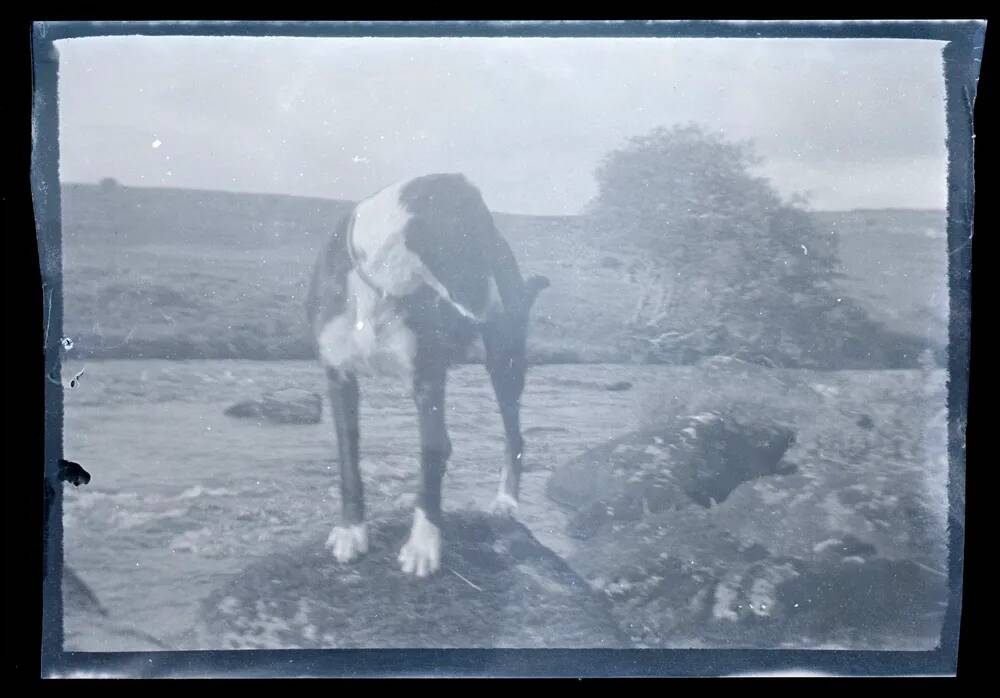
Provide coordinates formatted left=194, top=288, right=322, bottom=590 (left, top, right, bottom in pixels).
left=586, top=124, right=931, bottom=368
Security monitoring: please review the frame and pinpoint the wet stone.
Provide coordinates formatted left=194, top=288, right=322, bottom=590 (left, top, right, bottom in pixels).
left=224, top=388, right=323, bottom=425
left=195, top=510, right=626, bottom=649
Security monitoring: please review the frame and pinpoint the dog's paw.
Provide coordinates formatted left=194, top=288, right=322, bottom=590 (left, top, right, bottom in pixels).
left=398, top=508, right=441, bottom=578
left=325, top=523, right=369, bottom=563
left=490, top=492, right=519, bottom=518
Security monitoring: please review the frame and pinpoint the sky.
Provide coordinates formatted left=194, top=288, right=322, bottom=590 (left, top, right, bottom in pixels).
left=54, top=35, right=949, bottom=215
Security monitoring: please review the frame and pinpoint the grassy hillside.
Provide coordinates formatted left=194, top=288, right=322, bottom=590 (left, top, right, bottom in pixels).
left=814, top=209, right=949, bottom=350
left=55, top=182, right=948, bottom=366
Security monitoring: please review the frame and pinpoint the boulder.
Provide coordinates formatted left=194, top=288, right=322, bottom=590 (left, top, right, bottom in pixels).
left=196, top=510, right=626, bottom=649
left=62, top=566, right=168, bottom=651
left=546, top=412, right=796, bottom=536
left=223, top=400, right=263, bottom=419
left=605, top=381, right=633, bottom=392
left=224, top=388, right=322, bottom=425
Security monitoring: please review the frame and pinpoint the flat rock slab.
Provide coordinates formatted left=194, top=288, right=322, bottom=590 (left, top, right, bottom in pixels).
left=196, top=510, right=626, bottom=649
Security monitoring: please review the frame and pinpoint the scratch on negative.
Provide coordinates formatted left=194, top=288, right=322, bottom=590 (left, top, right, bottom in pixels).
left=949, top=240, right=972, bottom=257
left=448, top=567, right=483, bottom=592
left=43, top=288, right=53, bottom=348
left=102, top=327, right=137, bottom=350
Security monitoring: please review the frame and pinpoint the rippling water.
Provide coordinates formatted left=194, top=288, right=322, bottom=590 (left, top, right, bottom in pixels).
left=61, top=359, right=656, bottom=649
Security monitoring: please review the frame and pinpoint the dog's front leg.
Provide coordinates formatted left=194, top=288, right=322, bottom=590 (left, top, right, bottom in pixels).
left=399, top=356, right=450, bottom=577
left=324, top=367, right=368, bottom=563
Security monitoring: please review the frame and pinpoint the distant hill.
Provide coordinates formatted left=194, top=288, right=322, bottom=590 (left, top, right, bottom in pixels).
left=813, top=209, right=949, bottom=349
left=55, top=182, right=948, bottom=367
left=62, top=182, right=354, bottom=249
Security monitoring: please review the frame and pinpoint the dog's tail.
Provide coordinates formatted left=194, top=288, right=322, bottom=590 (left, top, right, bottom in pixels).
left=488, top=225, right=549, bottom=321
left=524, top=274, right=551, bottom=308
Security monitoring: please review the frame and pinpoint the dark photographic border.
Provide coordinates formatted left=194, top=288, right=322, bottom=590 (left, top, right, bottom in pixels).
left=31, top=19, right=984, bottom=678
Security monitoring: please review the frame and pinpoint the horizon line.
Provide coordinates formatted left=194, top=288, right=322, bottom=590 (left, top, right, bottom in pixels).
left=58, top=179, right=949, bottom=218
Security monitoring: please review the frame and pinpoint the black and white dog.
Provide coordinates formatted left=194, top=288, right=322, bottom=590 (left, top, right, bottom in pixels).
left=306, top=173, right=549, bottom=577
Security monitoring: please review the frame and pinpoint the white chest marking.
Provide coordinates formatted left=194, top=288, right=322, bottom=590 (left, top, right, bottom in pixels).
left=317, top=183, right=419, bottom=377
left=351, top=181, right=427, bottom=297
left=318, top=273, right=417, bottom=378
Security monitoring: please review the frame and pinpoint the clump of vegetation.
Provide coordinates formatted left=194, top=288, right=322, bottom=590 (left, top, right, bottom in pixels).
left=586, top=124, right=934, bottom=368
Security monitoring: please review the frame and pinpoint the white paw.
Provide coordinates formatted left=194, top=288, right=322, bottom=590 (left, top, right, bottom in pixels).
left=325, top=523, right=369, bottom=563
left=490, top=492, right=519, bottom=518
left=398, top=508, right=442, bottom=577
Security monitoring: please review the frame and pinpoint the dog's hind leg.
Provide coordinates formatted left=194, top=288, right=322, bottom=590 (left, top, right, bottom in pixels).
left=399, top=352, right=450, bottom=577
left=483, top=322, right=526, bottom=518
left=324, top=366, right=368, bottom=563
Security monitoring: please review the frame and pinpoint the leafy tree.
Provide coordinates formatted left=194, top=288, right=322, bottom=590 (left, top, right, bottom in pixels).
left=586, top=124, right=916, bottom=368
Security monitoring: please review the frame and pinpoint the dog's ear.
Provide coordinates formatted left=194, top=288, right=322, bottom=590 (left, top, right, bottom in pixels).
left=524, top=275, right=550, bottom=309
